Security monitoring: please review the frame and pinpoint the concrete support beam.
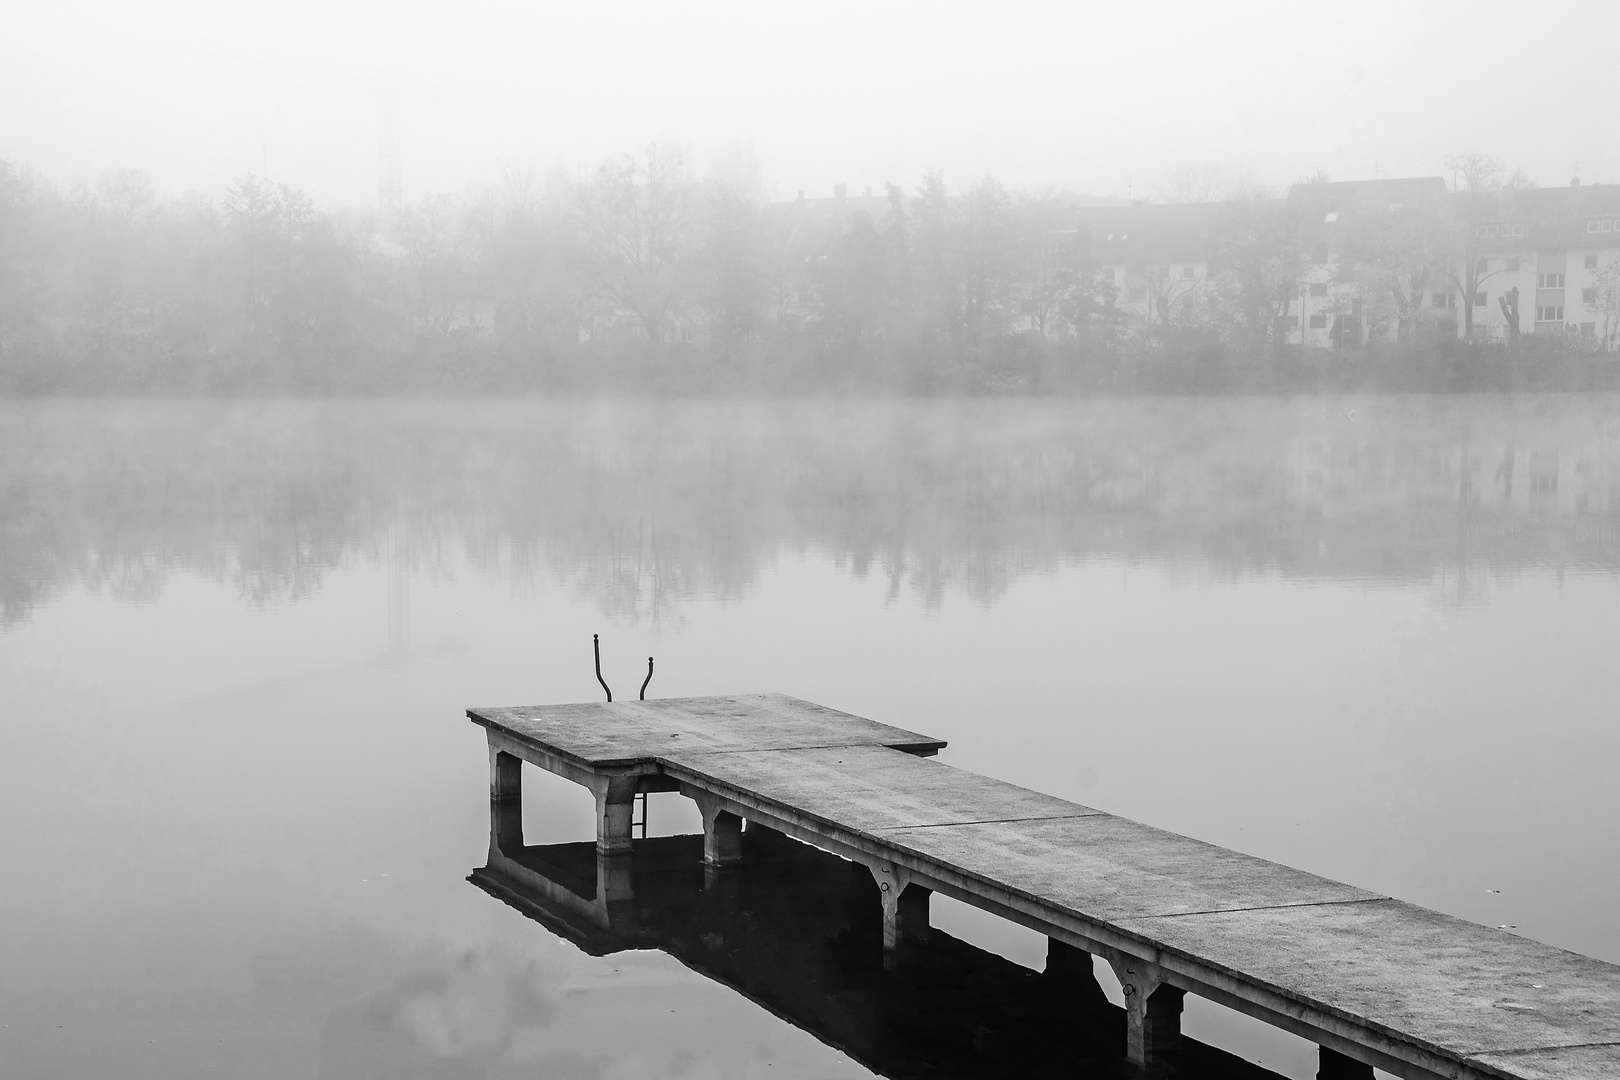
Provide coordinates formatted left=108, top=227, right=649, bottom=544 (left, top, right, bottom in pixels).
left=1318, top=1047, right=1376, bottom=1080
left=489, top=745, right=522, bottom=803
left=591, top=774, right=640, bottom=857
left=1107, top=955, right=1184, bottom=1068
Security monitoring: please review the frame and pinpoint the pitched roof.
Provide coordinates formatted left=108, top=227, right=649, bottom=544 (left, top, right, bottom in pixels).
left=1068, top=201, right=1234, bottom=265
left=1467, top=184, right=1620, bottom=250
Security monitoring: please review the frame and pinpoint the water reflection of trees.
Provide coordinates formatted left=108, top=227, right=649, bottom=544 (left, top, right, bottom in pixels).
left=3, top=397, right=1619, bottom=626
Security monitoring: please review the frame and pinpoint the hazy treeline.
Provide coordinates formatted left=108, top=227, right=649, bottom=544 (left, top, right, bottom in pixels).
left=0, top=152, right=1614, bottom=394
left=5, top=397, right=1618, bottom=627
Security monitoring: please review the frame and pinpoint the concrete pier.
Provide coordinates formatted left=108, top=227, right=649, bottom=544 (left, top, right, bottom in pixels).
left=468, top=694, right=1620, bottom=1079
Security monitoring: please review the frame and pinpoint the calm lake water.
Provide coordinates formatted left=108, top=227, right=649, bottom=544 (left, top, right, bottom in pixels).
left=3, top=396, right=1619, bottom=1080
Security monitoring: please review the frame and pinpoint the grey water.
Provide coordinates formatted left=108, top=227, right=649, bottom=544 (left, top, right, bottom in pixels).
left=3, top=395, right=1619, bottom=1079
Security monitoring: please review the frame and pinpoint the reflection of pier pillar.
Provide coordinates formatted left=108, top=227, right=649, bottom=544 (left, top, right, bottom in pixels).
left=490, top=798, right=523, bottom=860
left=1317, top=1047, right=1375, bottom=1080
left=1107, top=954, right=1183, bottom=1067
left=1044, top=938, right=1109, bottom=1007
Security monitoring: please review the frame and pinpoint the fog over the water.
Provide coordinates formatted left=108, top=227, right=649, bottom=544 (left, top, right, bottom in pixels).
left=6, top=0, right=1619, bottom=205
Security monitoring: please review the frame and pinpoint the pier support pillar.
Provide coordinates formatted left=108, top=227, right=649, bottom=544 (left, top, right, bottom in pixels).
left=869, top=863, right=930, bottom=955
left=1107, top=955, right=1183, bottom=1068
left=590, top=774, right=640, bottom=857
left=694, top=795, right=743, bottom=868
left=1045, top=939, right=1109, bottom=1008
left=489, top=746, right=522, bottom=804
left=1317, top=1047, right=1375, bottom=1080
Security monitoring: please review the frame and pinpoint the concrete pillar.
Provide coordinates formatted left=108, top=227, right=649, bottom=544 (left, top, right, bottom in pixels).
left=699, top=803, right=743, bottom=867
left=1318, top=1047, right=1375, bottom=1080
left=591, top=775, right=639, bottom=857
left=1045, top=938, right=1109, bottom=1008
left=1107, top=955, right=1183, bottom=1067
left=489, top=746, right=522, bottom=803
left=868, top=862, right=929, bottom=953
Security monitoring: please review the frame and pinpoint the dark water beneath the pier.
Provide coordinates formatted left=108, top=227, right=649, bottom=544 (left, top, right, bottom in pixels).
left=3, top=396, right=1619, bottom=1079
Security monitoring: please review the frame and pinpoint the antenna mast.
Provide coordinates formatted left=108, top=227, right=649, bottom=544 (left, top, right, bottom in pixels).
left=378, top=85, right=401, bottom=211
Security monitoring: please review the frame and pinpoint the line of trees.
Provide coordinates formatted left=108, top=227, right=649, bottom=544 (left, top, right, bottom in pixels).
left=1, top=150, right=1615, bottom=395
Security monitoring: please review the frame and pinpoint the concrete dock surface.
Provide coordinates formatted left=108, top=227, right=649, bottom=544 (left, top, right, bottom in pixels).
left=468, top=694, right=1620, bottom=1080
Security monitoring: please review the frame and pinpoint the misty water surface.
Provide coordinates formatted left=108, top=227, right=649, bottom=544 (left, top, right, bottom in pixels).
left=2, top=396, right=1619, bottom=1080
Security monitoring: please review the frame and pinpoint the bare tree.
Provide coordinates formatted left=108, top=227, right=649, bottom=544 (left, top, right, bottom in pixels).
left=1008, top=193, right=1083, bottom=338
left=574, top=145, right=694, bottom=345
left=1339, top=187, right=1454, bottom=341
left=1443, top=152, right=1531, bottom=339
left=1208, top=196, right=1304, bottom=348
left=393, top=193, right=473, bottom=335
left=1591, top=257, right=1620, bottom=350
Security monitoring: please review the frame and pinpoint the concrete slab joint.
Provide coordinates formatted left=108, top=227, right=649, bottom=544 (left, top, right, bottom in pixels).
left=1105, top=952, right=1184, bottom=1067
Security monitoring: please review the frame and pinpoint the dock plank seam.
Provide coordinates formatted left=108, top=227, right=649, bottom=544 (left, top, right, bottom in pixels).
left=1472, top=1040, right=1620, bottom=1055
left=1131, top=897, right=1391, bottom=919
left=874, top=812, right=1107, bottom=829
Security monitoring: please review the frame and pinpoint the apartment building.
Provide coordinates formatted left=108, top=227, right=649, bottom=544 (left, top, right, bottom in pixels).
left=1076, top=176, right=1620, bottom=350
left=1459, top=181, right=1620, bottom=345
left=1072, top=202, right=1220, bottom=328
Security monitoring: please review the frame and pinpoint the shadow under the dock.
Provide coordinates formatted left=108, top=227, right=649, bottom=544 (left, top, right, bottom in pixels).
left=469, top=820, right=1291, bottom=1080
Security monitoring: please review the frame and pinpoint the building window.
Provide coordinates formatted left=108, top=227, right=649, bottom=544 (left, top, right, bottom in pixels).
left=1590, top=221, right=1601, bottom=233
left=1586, top=254, right=1599, bottom=269
left=1507, top=258, right=1521, bottom=271
left=1513, top=224, right=1526, bottom=237
left=1476, top=226, right=1489, bottom=239
left=1605, top=220, right=1615, bottom=232
left=1474, top=292, right=1487, bottom=306
left=1536, top=305, right=1565, bottom=321
left=1538, top=272, right=1565, bottom=288
left=1585, top=288, right=1597, bottom=304
left=1309, top=282, right=1328, bottom=297
left=1309, top=314, right=1328, bottom=328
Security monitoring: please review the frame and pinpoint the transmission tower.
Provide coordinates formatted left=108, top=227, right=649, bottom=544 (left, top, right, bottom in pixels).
left=377, top=85, right=401, bottom=211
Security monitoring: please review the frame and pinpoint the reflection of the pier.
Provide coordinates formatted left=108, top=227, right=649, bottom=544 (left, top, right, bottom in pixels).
left=470, top=803, right=1284, bottom=1079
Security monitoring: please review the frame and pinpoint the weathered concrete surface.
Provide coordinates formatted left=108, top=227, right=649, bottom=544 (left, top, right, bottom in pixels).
left=1117, top=900, right=1620, bottom=1062
left=1469, top=1044, right=1620, bottom=1080
left=469, top=694, right=1620, bottom=1079
left=663, top=744, right=1101, bottom=833
left=468, top=694, right=944, bottom=766
left=869, top=814, right=1379, bottom=921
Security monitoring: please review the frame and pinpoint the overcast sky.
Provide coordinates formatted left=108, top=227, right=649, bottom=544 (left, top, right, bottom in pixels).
left=6, top=0, right=1620, bottom=208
